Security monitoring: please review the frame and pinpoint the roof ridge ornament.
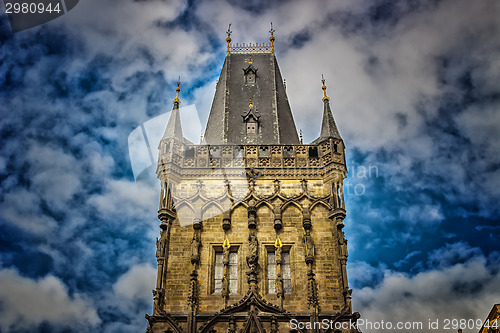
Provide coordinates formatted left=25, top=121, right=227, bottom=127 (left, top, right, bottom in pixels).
left=226, top=23, right=232, bottom=54
left=173, top=76, right=181, bottom=105
left=269, top=22, right=275, bottom=53
left=321, top=74, right=330, bottom=101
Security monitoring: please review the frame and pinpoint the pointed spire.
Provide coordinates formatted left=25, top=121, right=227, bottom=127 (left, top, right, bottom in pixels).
left=163, top=77, right=184, bottom=140
left=319, top=75, right=342, bottom=140
left=226, top=23, right=232, bottom=53
left=269, top=22, right=275, bottom=53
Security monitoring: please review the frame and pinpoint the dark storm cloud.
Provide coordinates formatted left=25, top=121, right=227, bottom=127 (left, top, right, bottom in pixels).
left=0, top=0, right=194, bottom=330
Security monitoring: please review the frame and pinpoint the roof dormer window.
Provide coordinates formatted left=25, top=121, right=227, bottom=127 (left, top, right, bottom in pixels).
left=243, top=63, right=258, bottom=86
left=242, top=99, right=260, bottom=136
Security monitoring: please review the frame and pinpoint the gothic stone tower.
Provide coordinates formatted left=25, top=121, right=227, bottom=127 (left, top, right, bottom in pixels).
left=146, top=26, right=360, bottom=333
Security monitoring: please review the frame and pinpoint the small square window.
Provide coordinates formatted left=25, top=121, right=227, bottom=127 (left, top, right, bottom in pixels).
left=246, top=121, right=257, bottom=135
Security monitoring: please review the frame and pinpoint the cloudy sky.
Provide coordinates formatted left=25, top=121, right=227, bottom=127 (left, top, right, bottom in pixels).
left=1, top=0, right=499, bottom=332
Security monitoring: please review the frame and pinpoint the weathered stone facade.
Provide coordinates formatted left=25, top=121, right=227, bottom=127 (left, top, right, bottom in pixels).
left=146, top=27, right=360, bottom=333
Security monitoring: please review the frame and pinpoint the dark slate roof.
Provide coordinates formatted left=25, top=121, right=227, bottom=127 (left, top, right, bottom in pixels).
left=204, top=53, right=299, bottom=145
left=313, top=98, right=342, bottom=143
left=162, top=101, right=184, bottom=141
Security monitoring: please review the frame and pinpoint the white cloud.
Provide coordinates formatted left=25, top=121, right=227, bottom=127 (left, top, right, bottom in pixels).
left=0, top=188, right=58, bottom=235
left=113, top=263, right=156, bottom=304
left=353, top=244, right=500, bottom=333
left=88, top=179, right=157, bottom=223
left=94, top=264, right=157, bottom=333
left=0, top=268, right=100, bottom=332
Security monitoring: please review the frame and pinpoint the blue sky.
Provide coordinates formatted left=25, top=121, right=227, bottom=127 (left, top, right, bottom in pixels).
left=1, top=0, right=499, bottom=332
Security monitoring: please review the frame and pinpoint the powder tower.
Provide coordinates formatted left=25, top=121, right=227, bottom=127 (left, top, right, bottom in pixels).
left=146, top=25, right=360, bottom=333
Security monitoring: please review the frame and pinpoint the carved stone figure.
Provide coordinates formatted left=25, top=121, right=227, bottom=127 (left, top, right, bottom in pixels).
left=341, top=240, right=348, bottom=258
left=273, top=179, right=280, bottom=192
left=191, top=234, right=200, bottom=264
left=222, top=274, right=229, bottom=296
left=276, top=273, right=283, bottom=296
left=339, top=230, right=348, bottom=258
left=223, top=243, right=230, bottom=265
left=156, top=230, right=167, bottom=258
left=246, top=232, right=258, bottom=271
left=304, top=230, right=315, bottom=259
left=275, top=244, right=282, bottom=265
left=344, top=288, right=353, bottom=312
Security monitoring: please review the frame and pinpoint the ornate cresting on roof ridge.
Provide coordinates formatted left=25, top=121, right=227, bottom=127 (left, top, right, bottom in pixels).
left=228, top=42, right=273, bottom=54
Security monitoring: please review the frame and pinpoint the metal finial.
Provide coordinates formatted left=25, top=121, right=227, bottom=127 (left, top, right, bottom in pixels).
left=249, top=56, right=252, bottom=64
left=200, top=130, right=203, bottom=144
left=269, top=22, right=275, bottom=53
left=283, top=79, right=286, bottom=90
left=321, top=74, right=329, bottom=101
left=226, top=23, right=232, bottom=53
left=173, top=76, right=181, bottom=104
left=249, top=97, right=253, bottom=108
left=299, top=129, right=303, bottom=144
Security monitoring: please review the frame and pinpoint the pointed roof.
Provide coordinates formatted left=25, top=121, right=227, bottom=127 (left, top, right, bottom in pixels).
left=204, top=46, right=299, bottom=145
left=204, top=53, right=299, bottom=145
left=319, top=98, right=342, bottom=140
left=315, top=76, right=342, bottom=142
left=162, top=78, right=184, bottom=141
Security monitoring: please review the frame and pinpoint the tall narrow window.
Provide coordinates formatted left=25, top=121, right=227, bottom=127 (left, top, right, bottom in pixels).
left=282, top=252, right=291, bottom=293
left=214, top=252, right=223, bottom=293
left=214, top=251, right=238, bottom=294
left=228, top=252, right=238, bottom=293
left=267, top=250, right=291, bottom=294
left=267, top=252, right=276, bottom=293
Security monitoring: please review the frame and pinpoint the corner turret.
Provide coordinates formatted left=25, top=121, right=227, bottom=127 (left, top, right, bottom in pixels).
left=161, top=77, right=185, bottom=142
left=314, top=75, right=342, bottom=143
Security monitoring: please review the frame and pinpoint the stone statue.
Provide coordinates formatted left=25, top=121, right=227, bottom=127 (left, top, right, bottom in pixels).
left=275, top=244, right=282, bottom=265
left=304, top=230, right=315, bottom=259
left=339, top=230, right=348, bottom=258
left=156, top=230, right=166, bottom=258
left=191, top=234, right=200, bottom=263
left=276, top=273, right=283, bottom=296
left=344, top=288, right=353, bottom=312
left=223, top=243, right=230, bottom=265
left=246, top=232, right=258, bottom=271
left=341, top=240, right=348, bottom=258
left=222, top=274, right=229, bottom=296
